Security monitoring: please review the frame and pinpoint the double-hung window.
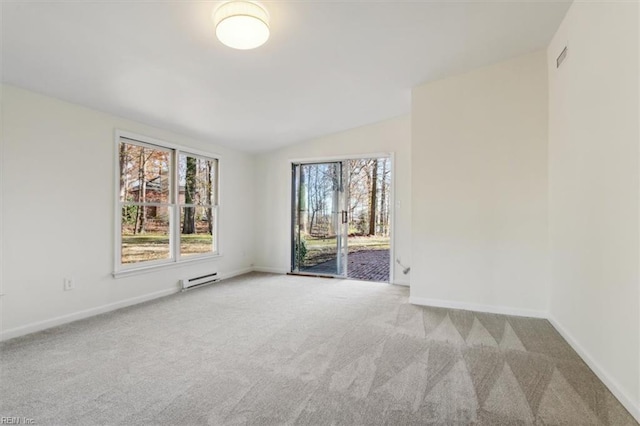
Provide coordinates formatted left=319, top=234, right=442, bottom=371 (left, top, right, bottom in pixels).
left=115, top=132, right=219, bottom=273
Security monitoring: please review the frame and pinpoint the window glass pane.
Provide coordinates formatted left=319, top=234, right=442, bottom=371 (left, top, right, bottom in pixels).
left=119, top=141, right=171, bottom=203
left=179, top=154, right=217, bottom=206
left=121, top=205, right=171, bottom=264
left=180, top=206, right=215, bottom=257
left=115, top=136, right=220, bottom=271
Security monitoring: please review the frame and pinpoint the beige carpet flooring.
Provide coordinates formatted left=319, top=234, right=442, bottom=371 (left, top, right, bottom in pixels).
left=0, top=272, right=636, bottom=425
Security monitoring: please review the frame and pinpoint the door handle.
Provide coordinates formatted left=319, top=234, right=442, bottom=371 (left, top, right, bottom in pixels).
left=342, top=211, right=348, bottom=224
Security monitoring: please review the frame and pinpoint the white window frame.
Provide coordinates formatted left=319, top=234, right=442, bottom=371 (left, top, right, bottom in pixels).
left=114, top=130, right=221, bottom=276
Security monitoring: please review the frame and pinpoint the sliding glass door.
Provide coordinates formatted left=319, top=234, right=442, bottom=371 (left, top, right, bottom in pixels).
left=291, top=161, right=348, bottom=277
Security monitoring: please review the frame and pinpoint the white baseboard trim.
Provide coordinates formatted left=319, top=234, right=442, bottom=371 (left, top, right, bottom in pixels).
left=409, top=296, right=547, bottom=319
left=0, top=267, right=254, bottom=342
left=548, top=316, right=640, bottom=423
left=252, top=268, right=411, bottom=285
left=0, top=287, right=179, bottom=342
left=218, top=267, right=254, bottom=280
left=252, top=266, right=288, bottom=274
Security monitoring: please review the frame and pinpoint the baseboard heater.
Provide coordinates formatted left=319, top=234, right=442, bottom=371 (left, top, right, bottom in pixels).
left=180, top=272, right=219, bottom=292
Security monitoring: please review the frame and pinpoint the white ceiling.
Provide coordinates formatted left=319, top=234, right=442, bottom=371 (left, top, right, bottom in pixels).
left=2, top=0, right=571, bottom=152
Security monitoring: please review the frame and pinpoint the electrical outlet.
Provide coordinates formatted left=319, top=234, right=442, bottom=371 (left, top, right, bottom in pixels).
left=63, top=277, right=74, bottom=291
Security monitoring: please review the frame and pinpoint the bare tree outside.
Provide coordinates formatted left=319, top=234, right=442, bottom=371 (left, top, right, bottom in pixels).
left=182, top=156, right=197, bottom=235
left=179, top=154, right=217, bottom=257
left=368, top=159, right=378, bottom=236
left=119, top=142, right=171, bottom=264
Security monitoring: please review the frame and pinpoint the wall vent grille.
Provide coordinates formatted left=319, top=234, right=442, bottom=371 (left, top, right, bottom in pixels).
left=557, top=46, right=568, bottom=68
left=180, top=271, right=219, bottom=292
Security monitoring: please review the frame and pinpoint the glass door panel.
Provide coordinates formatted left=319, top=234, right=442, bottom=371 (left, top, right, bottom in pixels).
left=336, top=161, right=348, bottom=276
left=291, top=161, right=347, bottom=277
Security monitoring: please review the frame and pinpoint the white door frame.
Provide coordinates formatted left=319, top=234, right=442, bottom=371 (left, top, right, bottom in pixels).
left=289, top=152, right=395, bottom=283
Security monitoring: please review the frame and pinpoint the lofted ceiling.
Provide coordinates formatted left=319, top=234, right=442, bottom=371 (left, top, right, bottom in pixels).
left=1, top=0, right=571, bottom=152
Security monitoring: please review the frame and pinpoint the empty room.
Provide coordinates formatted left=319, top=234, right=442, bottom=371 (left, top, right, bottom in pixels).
left=1, top=0, right=639, bottom=424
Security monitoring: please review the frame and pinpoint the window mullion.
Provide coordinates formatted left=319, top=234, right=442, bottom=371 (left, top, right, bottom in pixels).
left=173, top=149, right=180, bottom=261
left=120, top=201, right=171, bottom=208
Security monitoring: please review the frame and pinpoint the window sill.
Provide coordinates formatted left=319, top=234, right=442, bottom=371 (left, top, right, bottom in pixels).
left=113, top=254, right=223, bottom=279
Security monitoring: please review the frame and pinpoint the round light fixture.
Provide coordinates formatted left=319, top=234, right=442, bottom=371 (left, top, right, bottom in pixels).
left=213, top=1, right=270, bottom=50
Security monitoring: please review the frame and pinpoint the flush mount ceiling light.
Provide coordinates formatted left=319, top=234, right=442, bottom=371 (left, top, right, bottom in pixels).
left=213, top=1, right=270, bottom=50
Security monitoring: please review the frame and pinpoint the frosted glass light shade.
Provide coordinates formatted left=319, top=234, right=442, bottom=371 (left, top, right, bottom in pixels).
left=213, top=1, right=270, bottom=50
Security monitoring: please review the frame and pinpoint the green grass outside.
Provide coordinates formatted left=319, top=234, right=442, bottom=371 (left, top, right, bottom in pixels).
left=300, top=235, right=390, bottom=267
left=304, top=235, right=390, bottom=250
left=122, top=234, right=169, bottom=244
left=122, top=233, right=213, bottom=264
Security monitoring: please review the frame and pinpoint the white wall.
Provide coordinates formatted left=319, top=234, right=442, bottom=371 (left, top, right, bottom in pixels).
left=547, top=1, right=640, bottom=417
left=410, top=51, right=549, bottom=316
left=0, top=85, right=256, bottom=339
left=253, top=115, right=411, bottom=285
